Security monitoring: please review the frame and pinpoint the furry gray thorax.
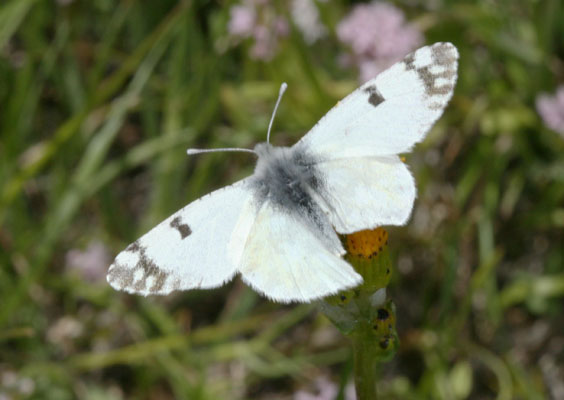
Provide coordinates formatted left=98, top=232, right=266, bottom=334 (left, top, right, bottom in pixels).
left=251, top=143, right=340, bottom=251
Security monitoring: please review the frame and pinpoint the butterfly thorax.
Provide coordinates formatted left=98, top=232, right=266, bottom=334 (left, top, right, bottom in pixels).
left=252, top=143, right=320, bottom=206
left=251, top=142, right=340, bottom=250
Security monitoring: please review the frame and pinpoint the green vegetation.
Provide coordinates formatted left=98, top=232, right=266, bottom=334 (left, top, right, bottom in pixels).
left=1, top=0, right=563, bottom=398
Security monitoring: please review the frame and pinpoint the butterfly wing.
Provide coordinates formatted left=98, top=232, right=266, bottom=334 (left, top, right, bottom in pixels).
left=293, top=43, right=458, bottom=233
left=296, top=42, right=458, bottom=159
left=107, top=178, right=257, bottom=295
left=238, top=199, right=362, bottom=303
left=310, top=155, right=416, bottom=233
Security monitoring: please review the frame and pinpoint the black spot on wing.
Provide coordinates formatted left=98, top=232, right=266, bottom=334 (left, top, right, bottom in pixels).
left=125, top=240, right=141, bottom=252
left=403, top=52, right=416, bottom=71
left=402, top=43, right=457, bottom=99
left=132, top=250, right=168, bottom=292
left=108, top=263, right=135, bottom=289
left=363, top=85, right=385, bottom=107
left=108, top=243, right=170, bottom=294
left=170, top=216, right=192, bottom=239
left=417, top=67, right=454, bottom=97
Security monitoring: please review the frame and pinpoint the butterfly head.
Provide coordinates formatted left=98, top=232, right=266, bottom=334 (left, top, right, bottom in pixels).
left=253, top=142, right=274, bottom=159
left=253, top=142, right=290, bottom=177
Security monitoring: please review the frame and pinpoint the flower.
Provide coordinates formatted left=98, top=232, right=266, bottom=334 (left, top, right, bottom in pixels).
left=0, top=370, right=35, bottom=398
left=536, top=86, right=564, bottom=136
left=291, top=0, right=327, bottom=44
left=228, top=5, right=257, bottom=38
left=345, top=227, right=389, bottom=259
left=65, top=241, right=111, bottom=283
left=344, top=228, right=392, bottom=292
left=227, top=0, right=289, bottom=61
left=294, top=376, right=356, bottom=400
left=337, top=2, right=423, bottom=82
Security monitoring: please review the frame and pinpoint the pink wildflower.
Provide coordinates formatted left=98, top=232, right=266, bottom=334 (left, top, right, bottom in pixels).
left=291, top=0, right=327, bottom=44
left=536, top=86, right=564, bottom=137
left=227, top=0, right=289, bottom=61
left=294, top=376, right=356, bottom=400
left=65, top=241, right=111, bottom=283
left=337, top=2, right=423, bottom=82
left=228, top=5, right=256, bottom=38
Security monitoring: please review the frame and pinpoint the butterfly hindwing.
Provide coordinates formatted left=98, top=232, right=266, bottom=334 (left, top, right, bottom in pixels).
left=238, top=200, right=362, bottom=303
left=312, top=155, right=416, bottom=234
left=107, top=178, right=257, bottom=295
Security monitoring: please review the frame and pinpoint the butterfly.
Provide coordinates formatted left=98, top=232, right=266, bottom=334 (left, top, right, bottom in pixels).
left=107, top=42, right=458, bottom=303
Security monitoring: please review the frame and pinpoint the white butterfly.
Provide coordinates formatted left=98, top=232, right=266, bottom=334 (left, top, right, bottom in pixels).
left=107, top=42, right=458, bottom=303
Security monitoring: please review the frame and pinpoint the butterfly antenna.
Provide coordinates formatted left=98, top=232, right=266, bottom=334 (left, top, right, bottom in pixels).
left=267, top=82, right=288, bottom=144
left=186, top=147, right=256, bottom=156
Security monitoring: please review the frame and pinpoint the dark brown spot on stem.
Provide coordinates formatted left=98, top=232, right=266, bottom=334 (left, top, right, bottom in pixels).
left=377, top=308, right=390, bottom=321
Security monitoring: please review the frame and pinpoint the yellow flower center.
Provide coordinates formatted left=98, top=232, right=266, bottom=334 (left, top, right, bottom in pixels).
left=345, top=228, right=389, bottom=259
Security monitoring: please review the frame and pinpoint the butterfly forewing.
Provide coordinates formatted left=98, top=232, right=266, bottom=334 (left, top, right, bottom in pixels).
left=107, top=178, right=257, bottom=295
left=313, top=155, right=416, bottom=234
left=296, top=42, right=458, bottom=159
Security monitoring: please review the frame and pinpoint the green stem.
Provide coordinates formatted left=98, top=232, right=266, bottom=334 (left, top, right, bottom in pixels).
left=352, top=332, right=378, bottom=400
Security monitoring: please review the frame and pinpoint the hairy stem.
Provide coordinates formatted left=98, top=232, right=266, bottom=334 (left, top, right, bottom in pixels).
left=352, top=332, right=377, bottom=399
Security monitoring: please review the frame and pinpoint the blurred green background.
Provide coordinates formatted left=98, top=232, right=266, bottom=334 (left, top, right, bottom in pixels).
left=1, top=0, right=563, bottom=399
